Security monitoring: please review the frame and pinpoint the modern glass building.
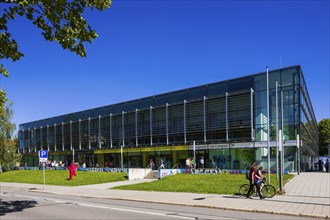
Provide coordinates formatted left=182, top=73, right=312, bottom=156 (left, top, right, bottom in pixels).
left=18, top=65, right=318, bottom=172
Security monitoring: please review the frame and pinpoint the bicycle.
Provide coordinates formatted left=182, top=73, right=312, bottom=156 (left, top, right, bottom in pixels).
left=239, top=177, right=276, bottom=198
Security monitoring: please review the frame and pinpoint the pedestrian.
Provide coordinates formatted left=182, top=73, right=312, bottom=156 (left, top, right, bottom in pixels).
left=318, top=159, right=322, bottom=172
left=246, top=162, right=265, bottom=199
left=191, top=157, right=195, bottom=170
left=186, top=157, right=191, bottom=169
left=326, top=159, right=329, bottom=172
left=159, top=159, right=165, bottom=169
left=149, top=159, right=155, bottom=169
left=200, top=156, right=204, bottom=168
left=67, top=161, right=78, bottom=181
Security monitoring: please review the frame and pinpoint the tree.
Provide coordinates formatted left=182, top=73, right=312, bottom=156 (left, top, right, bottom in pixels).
left=0, top=101, right=20, bottom=171
left=0, top=137, right=21, bottom=171
left=0, top=0, right=112, bottom=115
left=318, top=119, right=330, bottom=156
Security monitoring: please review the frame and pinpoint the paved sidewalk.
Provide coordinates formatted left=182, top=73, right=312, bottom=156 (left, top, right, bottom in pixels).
left=1, top=172, right=329, bottom=219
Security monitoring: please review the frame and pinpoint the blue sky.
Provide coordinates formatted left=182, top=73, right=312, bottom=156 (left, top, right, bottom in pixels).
left=1, top=0, right=329, bottom=133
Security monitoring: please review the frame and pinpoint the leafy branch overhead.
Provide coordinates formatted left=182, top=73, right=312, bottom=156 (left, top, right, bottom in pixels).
left=0, top=0, right=112, bottom=76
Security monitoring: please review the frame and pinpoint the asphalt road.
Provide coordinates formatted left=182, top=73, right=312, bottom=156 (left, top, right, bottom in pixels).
left=0, top=187, right=313, bottom=220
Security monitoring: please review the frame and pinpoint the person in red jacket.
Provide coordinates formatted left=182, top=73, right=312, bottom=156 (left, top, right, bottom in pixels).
left=67, top=161, right=78, bottom=181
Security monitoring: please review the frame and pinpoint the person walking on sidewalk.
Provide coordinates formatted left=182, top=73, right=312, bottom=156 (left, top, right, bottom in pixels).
left=246, top=162, right=265, bottom=199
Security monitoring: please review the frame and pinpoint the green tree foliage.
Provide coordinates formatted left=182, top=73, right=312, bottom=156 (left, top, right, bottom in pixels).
left=0, top=101, right=20, bottom=171
left=1, top=0, right=112, bottom=64
left=0, top=0, right=112, bottom=117
left=318, top=119, right=330, bottom=156
left=0, top=137, right=21, bottom=171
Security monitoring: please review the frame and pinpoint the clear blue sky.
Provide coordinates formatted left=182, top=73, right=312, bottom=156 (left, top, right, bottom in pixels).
left=1, top=0, right=329, bottom=133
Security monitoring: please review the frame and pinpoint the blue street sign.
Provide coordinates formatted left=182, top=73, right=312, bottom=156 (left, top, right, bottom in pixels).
left=39, top=150, right=48, bottom=159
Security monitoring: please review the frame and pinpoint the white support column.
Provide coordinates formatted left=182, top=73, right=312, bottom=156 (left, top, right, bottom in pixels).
left=297, top=134, right=300, bottom=175
left=276, top=81, right=279, bottom=179
left=166, top=103, right=169, bottom=145
left=79, top=119, right=81, bottom=150
left=40, top=126, right=43, bottom=150
left=266, top=66, right=270, bottom=184
left=150, top=106, right=153, bottom=146
left=110, top=114, right=113, bottom=148
left=47, top=125, right=49, bottom=152
left=281, top=91, right=284, bottom=173
left=88, top=117, right=91, bottom=150
left=135, top=109, right=138, bottom=147
left=70, top=121, right=72, bottom=150
left=62, top=122, right=64, bottom=151
left=250, top=88, right=254, bottom=140
left=122, top=111, right=125, bottom=147
left=28, top=129, right=31, bottom=153
left=184, top=100, right=187, bottom=144
left=98, top=115, right=102, bottom=149
left=34, top=127, right=37, bottom=152
left=226, top=92, right=229, bottom=142
left=203, top=96, right=207, bottom=143
left=54, top=124, right=57, bottom=152
left=279, top=129, right=283, bottom=193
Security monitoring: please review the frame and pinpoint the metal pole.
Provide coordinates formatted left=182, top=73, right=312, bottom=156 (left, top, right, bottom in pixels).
left=121, top=145, right=123, bottom=170
left=281, top=91, right=284, bottom=175
left=250, top=88, right=254, bottom=141
left=54, top=124, right=56, bottom=152
left=62, top=123, right=64, bottom=151
left=166, top=104, right=169, bottom=145
left=276, top=81, right=279, bottom=179
left=43, top=161, right=45, bottom=191
left=88, top=117, right=91, bottom=150
left=266, top=66, right=270, bottom=184
left=279, top=129, right=283, bottom=193
left=40, top=126, right=43, bottom=150
left=203, top=96, right=207, bottom=143
left=122, top=111, right=125, bottom=147
left=136, top=109, right=138, bottom=147
left=184, top=100, right=187, bottom=144
left=297, top=134, right=300, bottom=174
left=70, top=121, right=72, bottom=150
left=328, top=145, right=330, bottom=173
left=193, top=141, right=196, bottom=170
left=149, top=107, right=152, bottom=146
left=79, top=119, right=81, bottom=150
left=47, top=125, right=49, bottom=152
left=73, top=148, right=75, bottom=164
left=110, top=114, right=113, bottom=148
left=99, top=115, right=101, bottom=149
left=226, top=92, right=229, bottom=142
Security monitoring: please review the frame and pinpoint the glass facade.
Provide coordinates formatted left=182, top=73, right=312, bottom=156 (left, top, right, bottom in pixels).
left=18, top=65, right=318, bottom=172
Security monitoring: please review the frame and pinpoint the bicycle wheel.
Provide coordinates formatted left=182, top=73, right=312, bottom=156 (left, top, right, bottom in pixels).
left=239, top=184, right=250, bottom=197
left=261, top=185, right=276, bottom=198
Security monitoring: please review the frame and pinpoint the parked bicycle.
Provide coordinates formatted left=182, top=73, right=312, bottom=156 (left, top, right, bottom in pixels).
left=239, top=177, right=276, bottom=198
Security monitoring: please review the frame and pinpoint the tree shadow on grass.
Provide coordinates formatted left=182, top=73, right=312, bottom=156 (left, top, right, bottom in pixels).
left=0, top=199, right=38, bottom=216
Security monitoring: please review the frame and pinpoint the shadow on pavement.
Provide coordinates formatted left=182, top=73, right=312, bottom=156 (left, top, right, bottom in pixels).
left=0, top=199, right=38, bottom=216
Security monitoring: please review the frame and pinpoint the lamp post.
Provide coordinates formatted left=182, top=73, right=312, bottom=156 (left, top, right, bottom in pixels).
left=266, top=66, right=271, bottom=184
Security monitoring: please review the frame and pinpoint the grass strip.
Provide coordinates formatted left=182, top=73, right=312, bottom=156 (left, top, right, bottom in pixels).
left=0, top=170, right=127, bottom=186
left=114, top=173, right=294, bottom=195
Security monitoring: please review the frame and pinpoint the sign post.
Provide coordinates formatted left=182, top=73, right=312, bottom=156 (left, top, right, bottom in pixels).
left=278, top=130, right=283, bottom=193
left=39, top=150, right=48, bottom=190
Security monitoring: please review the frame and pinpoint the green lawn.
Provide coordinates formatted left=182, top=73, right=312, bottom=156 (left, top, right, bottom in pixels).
left=0, top=170, right=128, bottom=186
left=113, top=173, right=294, bottom=195
left=0, top=170, right=294, bottom=194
